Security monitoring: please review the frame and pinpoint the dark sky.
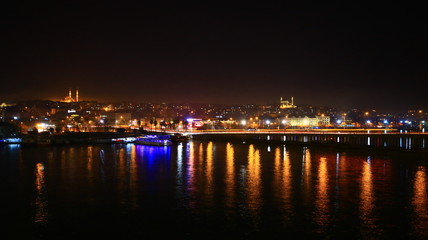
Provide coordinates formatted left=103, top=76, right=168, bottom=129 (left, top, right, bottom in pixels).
left=1, top=2, right=427, bottom=112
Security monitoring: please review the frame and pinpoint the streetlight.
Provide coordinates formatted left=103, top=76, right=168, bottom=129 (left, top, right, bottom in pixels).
left=266, top=120, right=271, bottom=129
left=282, top=119, right=287, bottom=131
left=241, top=120, right=247, bottom=129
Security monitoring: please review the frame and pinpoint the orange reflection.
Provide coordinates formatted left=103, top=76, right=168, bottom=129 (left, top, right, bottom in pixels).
left=118, top=147, right=126, bottom=191
left=283, top=147, right=292, bottom=197
left=247, top=144, right=261, bottom=211
left=199, top=143, right=204, bottom=164
left=225, top=142, right=235, bottom=208
left=413, top=166, right=428, bottom=235
left=87, top=146, right=93, bottom=172
left=205, top=141, right=214, bottom=206
left=274, top=147, right=281, bottom=182
left=314, top=157, right=329, bottom=232
left=274, top=146, right=293, bottom=221
left=303, top=148, right=312, bottom=197
left=34, top=162, right=48, bottom=224
left=360, top=157, right=374, bottom=227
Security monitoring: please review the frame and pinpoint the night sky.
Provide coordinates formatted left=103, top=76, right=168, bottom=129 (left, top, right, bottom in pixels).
left=1, top=2, right=427, bottom=112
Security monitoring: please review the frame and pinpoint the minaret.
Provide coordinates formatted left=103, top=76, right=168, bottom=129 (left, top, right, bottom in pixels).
left=291, top=97, right=294, bottom=106
left=76, top=89, right=79, bottom=102
left=69, top=89, right=72, bottom=99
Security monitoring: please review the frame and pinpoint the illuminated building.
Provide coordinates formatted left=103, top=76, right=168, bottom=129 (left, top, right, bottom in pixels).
left=61, top=89, right=79, bottom=103
left=286, top=115, right=330, bottom=127
left=279, top=97, right=296, bottom=109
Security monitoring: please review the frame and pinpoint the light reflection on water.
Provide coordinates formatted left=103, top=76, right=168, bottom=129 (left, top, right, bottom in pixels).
left=413, top=166, right=428, bottom=238
left=274, top=146, right=293, bottom=223
left=247, top=144, right=261, bottom=213
left=360, top=156, right=375, bottom=238
left=34, top=162, right=48, bottom=224
left=2, top=141, right=428, bottom=238
left=225, top=143, right=235, bottom=209
left=314, top=157, right=329, bottom=234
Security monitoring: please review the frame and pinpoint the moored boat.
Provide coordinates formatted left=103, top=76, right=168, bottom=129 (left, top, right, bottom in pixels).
left=134, top=134, right=172, bottom=146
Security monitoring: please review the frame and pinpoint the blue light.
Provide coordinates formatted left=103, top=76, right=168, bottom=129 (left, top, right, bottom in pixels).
left=0, top=138, right=22, bottom=143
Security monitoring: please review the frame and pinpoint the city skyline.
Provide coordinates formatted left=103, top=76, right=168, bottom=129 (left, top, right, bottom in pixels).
left=1, top=3, right=427, bottom=112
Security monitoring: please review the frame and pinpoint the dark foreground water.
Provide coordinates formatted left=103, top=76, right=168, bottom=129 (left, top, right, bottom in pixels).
left=1, top=141, right=428, bottom=239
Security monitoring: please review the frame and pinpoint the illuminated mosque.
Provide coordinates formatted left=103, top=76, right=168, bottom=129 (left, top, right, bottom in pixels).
left=279, top=96, right=296, bottom=109
left=61, top=89, right=79, bottom=103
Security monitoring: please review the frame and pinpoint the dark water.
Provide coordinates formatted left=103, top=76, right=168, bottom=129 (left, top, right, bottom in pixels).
left=1, top=141, right=428, bottom=239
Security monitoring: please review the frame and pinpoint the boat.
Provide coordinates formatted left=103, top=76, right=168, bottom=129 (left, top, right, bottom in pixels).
left=134, top=134, right=173, bottom=146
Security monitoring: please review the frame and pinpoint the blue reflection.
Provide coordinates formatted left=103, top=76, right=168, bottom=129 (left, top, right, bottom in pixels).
left=7, top=143, right=20, bottom=150
left=136, top=144, right=172, bottom=167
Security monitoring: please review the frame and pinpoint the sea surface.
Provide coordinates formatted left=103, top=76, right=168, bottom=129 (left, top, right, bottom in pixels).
left=1, top=140, right=428, bottom=239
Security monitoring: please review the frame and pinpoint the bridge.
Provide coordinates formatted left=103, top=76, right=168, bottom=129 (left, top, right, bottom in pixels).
left=157, top=128, right=428, bottom=151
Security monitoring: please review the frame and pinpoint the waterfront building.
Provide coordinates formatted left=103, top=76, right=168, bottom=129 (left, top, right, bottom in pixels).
left=286, top=115, right=330, bottom=127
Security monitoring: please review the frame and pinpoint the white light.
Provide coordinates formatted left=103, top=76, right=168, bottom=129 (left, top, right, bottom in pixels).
left=5, top=138, right=21, bottom=143
left=282, top=120, right=287, bottom=124
left=366, top=120, right=371, bottom=124
left=337, top=120, right=342, bottom=124
left=13, top=116, right=18, bottom=120
left=241, top=120, right=246, bottom=125
left=266, top=120, right=271, bottom=124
